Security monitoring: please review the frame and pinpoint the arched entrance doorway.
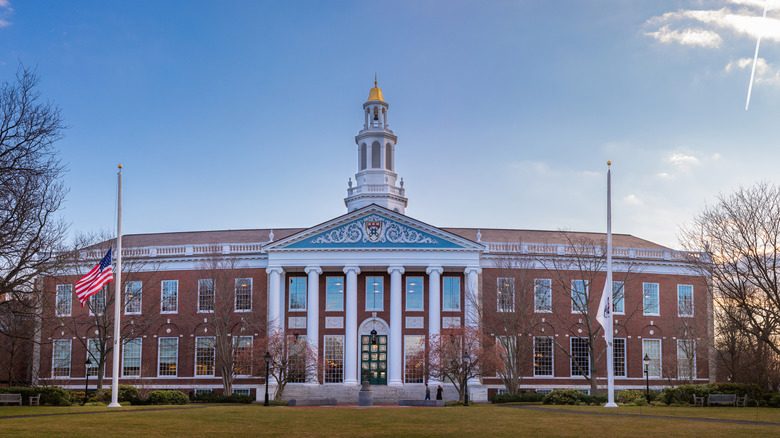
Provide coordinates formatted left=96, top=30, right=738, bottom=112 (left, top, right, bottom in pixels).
left=358, top=316, right=389, bottom=385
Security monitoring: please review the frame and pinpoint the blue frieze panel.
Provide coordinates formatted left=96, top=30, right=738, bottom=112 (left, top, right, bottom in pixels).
left=286, top=214, right=462, bottom=249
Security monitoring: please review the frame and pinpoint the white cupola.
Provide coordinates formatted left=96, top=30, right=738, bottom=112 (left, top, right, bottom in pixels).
left=344, top=78, right=408, bottom=214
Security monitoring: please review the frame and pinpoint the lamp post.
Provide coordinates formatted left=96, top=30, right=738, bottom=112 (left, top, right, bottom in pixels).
left=462, top=350, right=470, bottom=406
left=643, top=353, right=651, bottom=404
left=83, top=358, right=92, bottom=406
left=264, top=351, right=272, bottom=407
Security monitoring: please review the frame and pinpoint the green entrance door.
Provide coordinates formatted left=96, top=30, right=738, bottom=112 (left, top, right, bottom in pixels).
left=361, top=335, right=387, bottom=385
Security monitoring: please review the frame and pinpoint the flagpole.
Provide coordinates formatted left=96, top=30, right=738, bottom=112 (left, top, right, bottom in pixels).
left=605, top=161, right=617, bottom=407
left=108, top=164, right=123, bottom=408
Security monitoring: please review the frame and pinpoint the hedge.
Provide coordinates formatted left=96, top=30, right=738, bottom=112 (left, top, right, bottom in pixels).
left=146, top=390, right=189, bottom=405
left=0, top=387, right=73, bottom=406
left=490, top=392, right=546, bottom=404
left=542, top=389, right=607, bottom=406
left=190, top=391, right=253, bottom=404
left=658, top=383, right=767, bottom=406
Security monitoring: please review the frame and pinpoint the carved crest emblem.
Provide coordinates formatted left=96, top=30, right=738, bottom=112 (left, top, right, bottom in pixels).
left=365, top=221, right=382, bottom=242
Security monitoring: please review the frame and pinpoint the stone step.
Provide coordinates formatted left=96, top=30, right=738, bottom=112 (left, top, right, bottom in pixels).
left=275, top=384, right=461, bottom=404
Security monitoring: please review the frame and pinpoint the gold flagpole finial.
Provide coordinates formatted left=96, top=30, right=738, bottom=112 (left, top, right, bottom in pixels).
left=374, top=73, right=377, bottom=87
left=607, top=161, right=611, bottom=167
left=118, top=164, right=123, bottom=169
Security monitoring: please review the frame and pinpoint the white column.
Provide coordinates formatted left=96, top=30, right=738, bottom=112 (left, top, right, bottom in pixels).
left=305, top=265, right=322, bottom=384
left=343, top=266, right=360, bottom=385
left=426, top=265, right=443, bottom=385
left=464, top=266, right=482, bottom=328
left=266, top=266, right=284, bottom=335
left=388, top=265, right=405, bottom=386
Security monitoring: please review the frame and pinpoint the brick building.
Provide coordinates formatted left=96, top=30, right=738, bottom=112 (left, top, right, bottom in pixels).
left=35, top=82, right=711, bottom=402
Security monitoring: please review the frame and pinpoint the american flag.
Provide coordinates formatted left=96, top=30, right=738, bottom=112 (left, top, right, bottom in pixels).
left=76, top=248, right=114, bottom=307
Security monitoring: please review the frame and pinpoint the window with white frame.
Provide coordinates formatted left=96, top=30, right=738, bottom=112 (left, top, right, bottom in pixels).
left=233, top=336, right=252, bottom=376
left=235, top=278, right=252, bottom=311
left=324, top=335, right=344, bottom=383
left=571, top=280, right=588, bottom=313
left=612, top=281, right=625, bottom=314
left=89, top=285, right=106, bottom=315
left=404, top=335, right=425, bottom=383
left=642, top=339, right=661, bottom=378
left=232, top=388, right=251, bottom=396
left=405, top=276, right=424, bottom=311
left=198, top=279, right=214, bottom=312
left=326, top=276, right=344, bottom=311
left=124, top=281, right=142, bottom=314
left=87, top=338, right=102, bottom=377
left=678, top=284, right=693, bottom=317
left=195, top=336, right=216, bottom=376
left=570, top=337, right=590, bottom=377
left=289, top=277, right=307, bottom=311
left=158, top=337, right=178, bottom=376
left=161, top=280, right=178, bottom=313
left=56, top=284, right=72, bottom=316
left=614, top=338, right=626, bottom=377
left=497, top=277, right=515, bottom=312
left=534, top=279, right=552, bottom=312
left=534, top=336, right=553, bottom=376
left=122, top=338, right=142, bottom=377
left=677, top=339, right=696, bottom=380
left=442, top=277, right=460, bottom=311
left=52, top=339, right=71, bottom=377
left=366, top=276, right=384, bottom=311
left=288, top=340, right=307, bottom=383
left=643, top=283, right=659, bottom=315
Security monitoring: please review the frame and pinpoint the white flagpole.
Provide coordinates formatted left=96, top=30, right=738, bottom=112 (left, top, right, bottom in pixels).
left=108, top=164, right=123, bottom=408
left=605, top=161, right=617, bottom=407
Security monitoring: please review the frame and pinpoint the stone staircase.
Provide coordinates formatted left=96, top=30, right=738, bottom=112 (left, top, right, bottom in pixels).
left=275, top=383, right=462, bottom=404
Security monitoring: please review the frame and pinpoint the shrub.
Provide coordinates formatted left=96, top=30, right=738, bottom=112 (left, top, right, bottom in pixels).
left=618, top=389, right=651, bottom=406
left=146, top=390, right=189, bottom=405
left=190, top=392, right=253, bottom=404
left=543, top=389, right=586, bottom=405
left=0, top=387, right=73, bottom=406
left=490, top=392, right=546, bottom=404
left=659, top=384, right=707, bottom=405
left=93, top=385, right=141, bottom=404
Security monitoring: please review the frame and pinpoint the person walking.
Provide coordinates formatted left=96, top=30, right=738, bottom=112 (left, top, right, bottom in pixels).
left=436, top=385, right=443, bottom=400
left=425, top=384, right=431, bottom=400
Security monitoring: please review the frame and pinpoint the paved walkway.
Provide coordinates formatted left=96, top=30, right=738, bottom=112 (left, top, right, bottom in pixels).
left=501, top=405, right=780, bottom=427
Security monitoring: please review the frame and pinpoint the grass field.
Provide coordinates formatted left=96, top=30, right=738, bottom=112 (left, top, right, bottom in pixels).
left=1, top=404, right=778, bottom=437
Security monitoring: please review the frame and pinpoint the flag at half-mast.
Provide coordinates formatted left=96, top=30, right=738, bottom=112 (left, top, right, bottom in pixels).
left=76, top=248, right=114, bottom=307
left=596, top=272, right=613, bottom=338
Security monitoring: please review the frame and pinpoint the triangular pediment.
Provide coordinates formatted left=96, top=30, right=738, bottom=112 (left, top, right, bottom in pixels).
left=264, top=205, right=483, bottom=252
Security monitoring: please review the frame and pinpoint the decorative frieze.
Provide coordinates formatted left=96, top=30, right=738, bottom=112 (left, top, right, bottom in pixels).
left=405, top=317, right=424, bottom=329
left=442, top=317, right=461, bottom=328
left=325, top=317, right=344, bottom=329
left=288, top=317, right=307, bottom=329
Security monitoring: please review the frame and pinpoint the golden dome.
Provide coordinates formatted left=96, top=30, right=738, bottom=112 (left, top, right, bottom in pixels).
left=366, top=77, right=384, bottom=102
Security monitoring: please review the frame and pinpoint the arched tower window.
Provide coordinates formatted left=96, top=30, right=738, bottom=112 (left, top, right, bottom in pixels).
left=360, top=143, right=367, bottom=170
left=385, top=143, right=392, bottom=171
left=371, top=142, right=381, bottom=168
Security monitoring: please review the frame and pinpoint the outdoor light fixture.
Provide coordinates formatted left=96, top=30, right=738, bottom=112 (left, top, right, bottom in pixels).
left=463, top=351, right=470, bottom=406
left=264, top=351, right=272, bottom=406
left=370, top=329, right=378, bottom=345
left=83, top=358, right=92, bottom=406
left=293, top=332, right=300, bottom=342
left=643, top=353, right=651, bottom=404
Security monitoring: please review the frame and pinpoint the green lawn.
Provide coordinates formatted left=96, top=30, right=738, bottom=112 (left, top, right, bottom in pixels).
left=0, top=404, right=778, bottom=437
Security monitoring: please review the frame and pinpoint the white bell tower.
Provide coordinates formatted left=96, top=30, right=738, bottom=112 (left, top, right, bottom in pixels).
left=344, top=78, right=408, bottom=214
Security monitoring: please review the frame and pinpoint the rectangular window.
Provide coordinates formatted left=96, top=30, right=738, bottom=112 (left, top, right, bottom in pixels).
left=124, top=281, right=142, bottom=314
left=678, top=284, right=693, bottom=317
left=87, top=338, right=102, bottom=377
left=405, top=276, right=424, bottom=311
left=288, top=340, right=307, bottom=383
left=366, top=276, right=384, bottom=311
left=570, top=337, right=590, bottom=377
left=235, top=278, right=252, bottom=311
left=232, top=388, right=251, bottom=396
left=442, top=277, right=461, bottom=311
left=642, top=339, right=661, bottom=378
left=158, top=337, right=178, bottom=376
left=122, top=338, right=142, bottom=377
left=404, top=335, right=425, bottom=384
left=324, top=335, right=344, bottom=383
left=89, top=285, right=106, bottom=315
left=161, top=280, right=178, bottom=313
left=533, top=336, right=553, bottom=376
left=534, top=279, right=552, bottom=313
left=52, top=339, right=71, bottom=377
left=614, top=338, right=626, bottom=377
left=571, top=280, right=588, bottom=313
left=289, top=277, right=307, bottom=311
left=613, top=281, right=625, bottom=315
left=643, top=283, right=660, bottom=315
left=326, top=276, right=344, bottom=311
left=56, top=284, right=72, bottom=317
left=198, top=279, right=214, bottom=312
left=195, top=336, right=215, bottom=376
left=677, top=339, right=696, bottom=380
left=497, top=277, right=515, bottom=312
left=233, top=336, right=253, bottom=376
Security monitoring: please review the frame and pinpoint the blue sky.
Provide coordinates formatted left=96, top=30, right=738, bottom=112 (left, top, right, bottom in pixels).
left=2, top=1, right=779, bottom=248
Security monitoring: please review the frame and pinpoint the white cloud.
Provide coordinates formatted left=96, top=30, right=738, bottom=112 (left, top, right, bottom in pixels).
left=712, top=153, right=721, bottom=160
left=0, top=0, right=10, bottom=8
left=0, top=0, right=11, bottom=28
left=645, top=25, right=723, bottom=47
left=669, top=153, right=701, bottom=168
left=725, top=57, right=780, bottom=85
left=656, top=172, right=674, bottom=180
left=624, top=194, right=643, bottom=206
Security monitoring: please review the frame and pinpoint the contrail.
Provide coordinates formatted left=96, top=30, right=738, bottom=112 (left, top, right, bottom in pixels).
left=746, top=3, right=768, bottom=111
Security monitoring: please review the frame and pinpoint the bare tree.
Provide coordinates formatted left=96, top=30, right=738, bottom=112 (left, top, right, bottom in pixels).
left=680, top=182, right=780, bottom=381
left=427, top=326, right=499, bottom=402
left=260, top=328, right=319, bottom=400
left=0, top=298, right=35, bottom=386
